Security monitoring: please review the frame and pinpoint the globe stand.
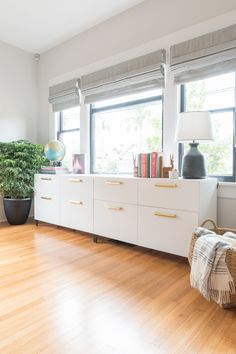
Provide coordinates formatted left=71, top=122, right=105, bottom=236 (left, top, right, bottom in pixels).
left=52, top=161, right=62, bottom=167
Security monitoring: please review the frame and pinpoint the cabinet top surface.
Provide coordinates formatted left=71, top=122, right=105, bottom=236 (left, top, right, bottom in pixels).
left=35, top=173, right=217, bottom=183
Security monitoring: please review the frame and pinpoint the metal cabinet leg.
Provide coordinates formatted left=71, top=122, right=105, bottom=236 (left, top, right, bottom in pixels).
left=35, top=220, right=39, bottom=226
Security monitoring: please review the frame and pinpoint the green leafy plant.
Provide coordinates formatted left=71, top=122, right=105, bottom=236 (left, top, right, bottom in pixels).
left=0, top=140, right=47, bottom=199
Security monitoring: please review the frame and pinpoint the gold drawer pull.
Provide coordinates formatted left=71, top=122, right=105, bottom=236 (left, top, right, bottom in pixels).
left=154, top=183, right=177, bottom=188
left=105, top=181, right=123, bottom=185
left=68, top=200, right=83, bottom=205
left=107, top=205, right=124, bottom=211
left=68, top=178, right=83, bottom=183
left=40, top=196, right=52, bottom=200
left=154, top=212, right=177, bottom=218
left=40, top=177, right=52, bottom=181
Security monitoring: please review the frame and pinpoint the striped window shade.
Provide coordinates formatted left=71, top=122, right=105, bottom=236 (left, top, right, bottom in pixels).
left=170, top=24, right=236, bottom=84
left=80, top=49, right=166, bottom=104
left=48, top=79, right=80, bottom=112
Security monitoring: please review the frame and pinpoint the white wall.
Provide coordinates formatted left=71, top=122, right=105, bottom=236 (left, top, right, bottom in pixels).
left=0, top=40, right=38, bottom=142
left=37, top=0, right=236, bottom=227
left=0, top=40, right=38, bottom=221
left=38, top=0, right=236, bottom=143
left=217, top=184, right=236, bottom=229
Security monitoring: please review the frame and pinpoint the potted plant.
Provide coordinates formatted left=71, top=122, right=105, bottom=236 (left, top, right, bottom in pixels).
left=0, top=140, right=47, bottom=225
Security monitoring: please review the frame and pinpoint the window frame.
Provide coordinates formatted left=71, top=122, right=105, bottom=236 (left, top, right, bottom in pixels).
left=89, top=93, right=163, bottom=174
left=57, top=110, right=80, bottom=141
left=179, top=84, right=236, bottom=182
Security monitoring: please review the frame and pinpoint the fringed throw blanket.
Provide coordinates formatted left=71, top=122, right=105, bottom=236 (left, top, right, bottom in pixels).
left=190, top=228, right=235, bottom=305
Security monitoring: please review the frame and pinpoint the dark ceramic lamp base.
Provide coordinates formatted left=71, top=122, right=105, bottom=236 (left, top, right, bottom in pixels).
left=182, top=143, right=206, bottom=179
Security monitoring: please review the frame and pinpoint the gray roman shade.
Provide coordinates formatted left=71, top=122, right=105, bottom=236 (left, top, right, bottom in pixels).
left=49, top=79, right=80, bottom=112
left=170, top=24, right=236, bottom=84
left=81, top=49, right=166, bottom=104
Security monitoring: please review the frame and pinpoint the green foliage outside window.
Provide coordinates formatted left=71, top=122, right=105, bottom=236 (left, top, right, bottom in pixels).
left=185, top=76, right=234, bottom=176
left=93, top=100, right=162, bottom=174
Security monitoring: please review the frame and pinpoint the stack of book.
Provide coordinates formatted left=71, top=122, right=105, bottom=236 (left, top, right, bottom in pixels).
left=40, top=166, right=69, bottom=174
left=137, top=152, right=164, bottom=178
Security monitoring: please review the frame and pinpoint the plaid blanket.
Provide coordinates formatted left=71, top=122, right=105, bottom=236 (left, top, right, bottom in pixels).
left=190, top=227, right=235, bottom=305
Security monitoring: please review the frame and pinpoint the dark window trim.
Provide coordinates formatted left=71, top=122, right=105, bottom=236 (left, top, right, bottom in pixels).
left=89, top=107, right=95, bottom=174
left=179, top=84, right=236, bottom=182
left=57, top=111, right=80, bottom=141
left=178, top=85, right=185, bottom=173
left=90, top=94, right=163, bottom=174
left=91, top=95, right=162, bottom=114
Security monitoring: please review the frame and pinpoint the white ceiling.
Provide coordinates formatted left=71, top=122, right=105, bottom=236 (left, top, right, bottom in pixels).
left=0, top=0, right=144, bottom=53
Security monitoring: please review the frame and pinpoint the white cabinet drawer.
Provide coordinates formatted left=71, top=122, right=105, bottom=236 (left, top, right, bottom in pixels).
left=34, top=174, right=59, bottom=195
left=138, top=206, right=198, bottom=257
left=34, top=195, right=59, bottom=225
left=60, top=199, right=93, bottom=233
left=138, top=179, right=199, bottom=212
left=94, top=200, right=138, bottom=244
left=94, top=177, right=137, bottom=204
left=60, top=175, right=93, bottom=200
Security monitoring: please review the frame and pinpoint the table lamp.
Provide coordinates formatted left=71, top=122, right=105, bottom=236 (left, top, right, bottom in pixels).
left=175, top=111, right=213, bottom=179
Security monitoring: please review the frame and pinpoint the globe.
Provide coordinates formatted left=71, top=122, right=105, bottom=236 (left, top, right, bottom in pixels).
left=44, top=140, right=65, bottom=163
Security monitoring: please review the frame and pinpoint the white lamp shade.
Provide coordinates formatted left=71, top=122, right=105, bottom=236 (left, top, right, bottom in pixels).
left=175, top=111, right=214, bottom=142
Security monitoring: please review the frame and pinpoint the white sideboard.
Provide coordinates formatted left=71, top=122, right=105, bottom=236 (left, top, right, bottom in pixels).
left=34, top=174, right=60, bottom=225
left=34, top=174, right=217, bottom=257
left=60, top=175, right=93, bottom=233
left=94, top=176, right=138, bottom=245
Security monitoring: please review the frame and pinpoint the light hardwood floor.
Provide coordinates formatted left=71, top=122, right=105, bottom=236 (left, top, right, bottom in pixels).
left=0, top=221, right=236, bottom=354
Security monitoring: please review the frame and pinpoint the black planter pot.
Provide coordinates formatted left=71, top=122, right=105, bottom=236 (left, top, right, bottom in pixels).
left=3, top=198, right=32, bottom=225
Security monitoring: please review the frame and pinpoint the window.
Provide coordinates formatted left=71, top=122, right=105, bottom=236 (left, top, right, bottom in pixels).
left=57, top=106, right=80, bottom=169
left=90, top=90, right=163, bottom=174
left=180, top=72, right=236, bottom=181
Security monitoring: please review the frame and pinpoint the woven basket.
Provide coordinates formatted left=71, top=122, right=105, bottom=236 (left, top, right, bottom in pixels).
left=188, top=219, right=236, bottom=308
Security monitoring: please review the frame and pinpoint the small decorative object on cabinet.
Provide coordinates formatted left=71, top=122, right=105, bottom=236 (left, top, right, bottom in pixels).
left=169, top=169, right=179, bottom=179
left=175, top=111, right=214, bottom=179
left=42, top=140, right=68, bottom=174
left=133, top=154, right=138, bottom=177
left=162, top=166, right=172, bottom=178
left=72, top=153, right=86, bottom=174
left=44, top=140, right=65, bottom=166
left=137, top=151, right=166, bottom=178
left=162, top=154, right=175, bottom=178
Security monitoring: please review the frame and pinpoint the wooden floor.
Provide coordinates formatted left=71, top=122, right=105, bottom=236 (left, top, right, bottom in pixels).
left=0, top=222, right=236, bottom=353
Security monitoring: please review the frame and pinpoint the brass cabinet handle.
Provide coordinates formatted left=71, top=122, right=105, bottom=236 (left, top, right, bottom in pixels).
left=68, top=178, right=83, bottom=183
left=40, top=196, right=52, bottom=200
left=68, top=200, right=83, bottom=205
left=107, top=205, right=124, bottom=211
left=154, top=183, right=177, bottom=188
left=105, top=181, right=123, bottom=185
left=40, top=177, right=52, bottom=181
left=154, top=212, right=177, bottom=218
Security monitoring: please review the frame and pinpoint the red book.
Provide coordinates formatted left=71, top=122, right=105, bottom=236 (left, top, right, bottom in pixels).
left=141, top=153, right=147, bottom=178
left=150, top=152, right=158, bottom=178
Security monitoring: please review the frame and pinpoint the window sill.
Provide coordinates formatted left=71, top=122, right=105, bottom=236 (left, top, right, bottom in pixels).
left=218, top=182, right=236, bottom=187
left=218, top=182, right=236, bottom=199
